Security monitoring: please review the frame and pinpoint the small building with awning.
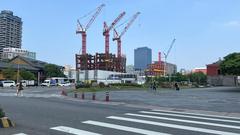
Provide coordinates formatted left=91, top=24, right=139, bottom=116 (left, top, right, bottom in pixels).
left=0, top=56, right=63, bottom=85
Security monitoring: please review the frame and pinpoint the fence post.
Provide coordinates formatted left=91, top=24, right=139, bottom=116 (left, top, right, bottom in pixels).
left=74, top=92, right=78, bottom=98
left=81, top=92, right=85, bottom=99
left=92, top=92, right=96, bottom=100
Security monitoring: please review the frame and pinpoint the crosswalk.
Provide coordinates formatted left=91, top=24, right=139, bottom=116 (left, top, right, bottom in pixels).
left=13, top=109, right=240, bottom=135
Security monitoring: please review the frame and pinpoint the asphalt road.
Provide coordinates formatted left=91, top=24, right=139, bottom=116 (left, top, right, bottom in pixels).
left=0, top=86, right=240, bottom=135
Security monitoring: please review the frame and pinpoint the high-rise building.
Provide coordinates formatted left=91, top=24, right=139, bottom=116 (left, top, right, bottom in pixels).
left=0, top=10, right=22, bottom=58
left=134, top=47, right=152, bottom=70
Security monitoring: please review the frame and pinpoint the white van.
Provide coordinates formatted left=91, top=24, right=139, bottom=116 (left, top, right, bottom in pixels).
left=1, top=80, right=16, bottom=87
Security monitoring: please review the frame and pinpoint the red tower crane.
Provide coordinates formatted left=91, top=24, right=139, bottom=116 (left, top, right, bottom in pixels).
left=113, top=12, right=140, bottom=58
left=103, top=12, right=126, bottom=58
left=76, top=4, right=105, bottom=55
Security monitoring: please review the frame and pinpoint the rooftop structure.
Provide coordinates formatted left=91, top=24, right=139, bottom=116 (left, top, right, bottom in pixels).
left=2, top=47, right=36, bottom=60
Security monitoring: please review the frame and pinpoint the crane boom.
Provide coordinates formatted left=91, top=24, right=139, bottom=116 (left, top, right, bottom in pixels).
left=119, top=12, right=140, bottom=38
left=85, top=4, right=105, bottom=31
left=163, top=38, right=176, bottom=77
left=112, top=12, right=140, bottom=58
left=165, top=38, right=176, bottom=59
left=103, top=12, right=126, bottom=35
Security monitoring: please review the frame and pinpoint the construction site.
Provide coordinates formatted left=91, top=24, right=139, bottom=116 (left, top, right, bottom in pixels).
left=145, top=39, right=177, bottom=77
left=75, top=4, right=140, bottom=81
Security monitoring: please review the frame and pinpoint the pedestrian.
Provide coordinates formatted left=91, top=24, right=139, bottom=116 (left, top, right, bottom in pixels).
left=153, top=81, right=157, bottom=91
left=149, top=82, right=153, bottom=90
left=174, top=82, right=180, bottom=91
left=17, top=81, right=24, bottom=96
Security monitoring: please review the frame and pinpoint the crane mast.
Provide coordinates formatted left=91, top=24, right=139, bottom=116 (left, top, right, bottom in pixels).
left=113, top=12, right=140, bottom=58
left=76, top=4, right=105, bottom=55
left=103, top=12, right=125, bottom=57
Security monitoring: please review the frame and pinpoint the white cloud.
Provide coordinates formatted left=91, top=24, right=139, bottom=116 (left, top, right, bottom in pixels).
left=224, top=21, right=240, bottom=27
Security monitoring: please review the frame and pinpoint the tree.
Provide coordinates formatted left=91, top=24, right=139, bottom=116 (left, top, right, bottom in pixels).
left=43, top=64, right=65, bottom=78
left=173, top=72, right=188, bottom=82
left=188, top=72, right=207, bottom=85
left=220, top=52, right=240, bottom=75
left=20, top=70, right=36, bottom=80
left=2, top=68, right=16, bottom=80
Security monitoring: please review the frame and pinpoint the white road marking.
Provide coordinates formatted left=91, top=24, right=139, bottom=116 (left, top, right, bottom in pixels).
left=13, top=133, right=28, bottom=135
left=126, top=113, right=240, bottom=129
left=50, top=126, right=102, bottom=135
left=107, top=116, right=240, bottom=135
left=140, top=111, right=240, bottom=124
left=152, top=109, right=240, bottom=120
left=83, top=120, right=171, bottom=135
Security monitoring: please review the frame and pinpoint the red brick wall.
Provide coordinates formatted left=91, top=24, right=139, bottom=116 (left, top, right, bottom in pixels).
left=207, top=64, right=219, bottom=76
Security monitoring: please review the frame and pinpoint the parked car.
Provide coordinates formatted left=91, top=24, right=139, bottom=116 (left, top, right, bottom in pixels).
left=16, top=82, right=27, bottom=87
left=58, top=82, right=71, bottom=87
left=1, top=80, right=16, bottom=87
left=41, top=79, right=57, bottom=87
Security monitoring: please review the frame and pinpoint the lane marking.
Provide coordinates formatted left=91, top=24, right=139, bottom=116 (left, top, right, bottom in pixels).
left=50, top=126, right=102, bottom=135
left=152, top=109, right=240, bottom=120
left=126, top=113, right=240, bottom=129
left=13, top=134, right=28, bottom=135
left=83, top=120, right=171, bottom=135
left=107, top=116, right=240, bottom=135
left=140, top=111, right=240, bottom=124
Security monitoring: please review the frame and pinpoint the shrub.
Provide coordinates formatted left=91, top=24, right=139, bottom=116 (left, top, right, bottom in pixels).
left=99, top=82, right=105, bottom=88
left=75, top=81, right=91, bottom=89
left=0, top=107, right=5, bottom=118
left=110, top=83, right=142, bottom=87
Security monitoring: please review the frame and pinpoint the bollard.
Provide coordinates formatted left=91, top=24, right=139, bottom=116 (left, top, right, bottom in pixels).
left=92, top=93, right=96, bottom=100
left=61, top=90, right=67, bottom=96
left=74, top=92, right=78, bottom=98
left=105, top=91, right=109, bottom=102
left=81, top=92, right=85, bottom=99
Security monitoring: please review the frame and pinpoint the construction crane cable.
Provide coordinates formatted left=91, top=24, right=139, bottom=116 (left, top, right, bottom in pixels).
left=114, top=16, right=131, bottom=29
left=78, top=6, right=99, bottom=20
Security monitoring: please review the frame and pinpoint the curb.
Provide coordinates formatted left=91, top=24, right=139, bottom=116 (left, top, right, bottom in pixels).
left=0, top=117, right=15, bottom=128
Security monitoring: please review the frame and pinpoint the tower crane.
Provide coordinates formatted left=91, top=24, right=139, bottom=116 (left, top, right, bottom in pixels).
left=163, top=38, right=176, bottom=76
left=76, top=4, right=105, bottom=55
left=103, top=12, right=126, bottom=58
left=113, top=12, right=140, bottom=58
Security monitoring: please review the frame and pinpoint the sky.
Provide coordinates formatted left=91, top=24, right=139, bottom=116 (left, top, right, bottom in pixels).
left=0, top=0, right=240, bottom=70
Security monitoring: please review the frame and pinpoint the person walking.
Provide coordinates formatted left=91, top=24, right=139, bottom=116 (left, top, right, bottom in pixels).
left=174, top=82, right=180, bottom=91
left=17, top=81, right=24, bottom=96
left=153, top=81, right=157, bottom=91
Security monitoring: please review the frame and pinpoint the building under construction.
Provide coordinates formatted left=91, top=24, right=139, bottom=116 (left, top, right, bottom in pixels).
left=75, top=53, right=126, bottom=72
left=75, top=4, right=140, bottom=77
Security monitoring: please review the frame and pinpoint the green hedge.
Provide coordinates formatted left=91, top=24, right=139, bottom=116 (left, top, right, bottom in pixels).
left=0, top=107, right=5, bottom=118
left=110, top=83, right=143, bottom=87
